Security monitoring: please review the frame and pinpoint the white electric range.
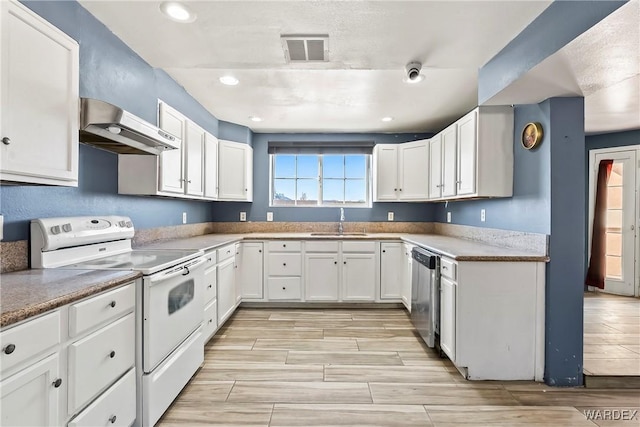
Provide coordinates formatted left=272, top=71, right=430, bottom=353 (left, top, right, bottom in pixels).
left=31, top=215, right=206, bottom=427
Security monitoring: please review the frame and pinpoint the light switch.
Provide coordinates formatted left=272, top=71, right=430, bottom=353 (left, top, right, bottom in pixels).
left=447, top=212, right=451, bottom=223
left=0, top=214, right=4, bottom=241
left=182, top=212, right=187, bottom=224
left=266, top=212, right=273, bottom=222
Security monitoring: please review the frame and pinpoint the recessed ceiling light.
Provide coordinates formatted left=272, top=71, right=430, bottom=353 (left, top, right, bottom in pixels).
left=249, top=116, right=263, bottom=122
left=159, top=2, right=197, bottom=23
left=381, top=117, right=394, bottom=122
left=219, top=75, right=239, bottom=86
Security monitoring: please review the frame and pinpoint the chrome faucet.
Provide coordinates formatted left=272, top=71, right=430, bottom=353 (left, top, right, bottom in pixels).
left=338, top=208, right=345, bottom=235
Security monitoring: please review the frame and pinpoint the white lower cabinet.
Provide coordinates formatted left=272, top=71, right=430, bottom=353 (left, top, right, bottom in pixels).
left=439, top=276, right=457, bottom=362
left=305, top=253, right=339, bottom=301
left=68, top=368, right=136, bottom=427
left=342, top=253, right=376, bottom=301
left=0, top=353, right=61, bottom=427
left=401, top=243, right=414, bottom=311
left=217, top=254, right=237, bottom=326
left=202, top=299, right=218, bottom=344
left=380, top=242, right=403, bottom=300
left=236, top=242, right=264, bottom=300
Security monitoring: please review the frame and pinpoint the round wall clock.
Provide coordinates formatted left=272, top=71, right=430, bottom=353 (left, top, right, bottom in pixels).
left=521, top=122, right=543, bottom=150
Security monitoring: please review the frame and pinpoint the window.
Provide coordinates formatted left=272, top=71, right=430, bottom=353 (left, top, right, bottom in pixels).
left=271, top=154, right=371, bottom=207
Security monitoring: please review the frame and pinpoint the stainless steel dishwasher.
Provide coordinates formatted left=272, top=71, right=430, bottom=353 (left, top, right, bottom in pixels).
left=410, top=247, right=441, bottom=348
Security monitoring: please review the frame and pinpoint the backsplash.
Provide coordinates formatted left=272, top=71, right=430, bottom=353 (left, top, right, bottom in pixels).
left=205, top=221, right=435, bottom=235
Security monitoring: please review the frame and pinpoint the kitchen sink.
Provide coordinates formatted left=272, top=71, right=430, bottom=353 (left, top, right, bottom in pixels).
left=309, top=232, right=368, bottom=236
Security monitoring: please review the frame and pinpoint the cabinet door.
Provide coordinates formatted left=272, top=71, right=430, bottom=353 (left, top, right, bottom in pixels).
left=217, top=258, right=236, bottom=325
left=428, top=135, right=442, bottom=199
left=236, top=242, right=264, bottom=299
left=441, top=124, right=458, bottom=198
left=204, top=133, right=219, bottom=199
left=342, top=253, right=376, bottom=301
left=373, top=145, right=398, bottom=201
left=380, top=243, right=402, bottom=299
left=457, top=111, right=477, bottom=196
left=245, top=145, right=253, bottom=202
left=185, top=121, right=205, bottom=197
left=440, top=277, right=457, bottom=361
left=398, top=140, right=429, bottom=200
left=0, top=353, right=60, bottom=427
left=305, top=254, right=339, bottom=301
left=158, top=103, right=185, bottom=194
left=1, top=1, right=79, bottom=185
left=401, top=245, right=414, bottom=311
left=218, top=140, right=248, bottom=200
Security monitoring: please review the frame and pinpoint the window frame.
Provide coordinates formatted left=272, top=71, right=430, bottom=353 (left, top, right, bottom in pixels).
left=269, top=153, right=372, bottom=208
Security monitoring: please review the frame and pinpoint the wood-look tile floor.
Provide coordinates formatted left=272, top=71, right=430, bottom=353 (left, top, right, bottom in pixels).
left=584, top=292, right=640, bottom=376
left=158, top=308, right=640, bottom=426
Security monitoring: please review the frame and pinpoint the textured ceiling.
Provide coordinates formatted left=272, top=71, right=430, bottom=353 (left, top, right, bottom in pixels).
left=78, top=0, right=553, bottom=133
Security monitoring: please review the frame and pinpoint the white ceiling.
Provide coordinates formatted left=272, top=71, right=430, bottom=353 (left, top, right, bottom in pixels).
left=78, top=0, right=639, bottom=135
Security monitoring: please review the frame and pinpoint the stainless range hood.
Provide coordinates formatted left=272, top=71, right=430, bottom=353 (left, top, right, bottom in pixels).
left=79, top=98, right=180, bottom=155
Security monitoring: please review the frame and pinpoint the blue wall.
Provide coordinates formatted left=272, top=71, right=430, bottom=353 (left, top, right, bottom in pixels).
left=0, top=1, right=225, bottom=241
left=586, top=130, right=640, bottom=151
left=219, top=121, right=253, bottom=146
left=211, top=133, right=437, bottom=223
left=433, top=104, right=551, bottom=234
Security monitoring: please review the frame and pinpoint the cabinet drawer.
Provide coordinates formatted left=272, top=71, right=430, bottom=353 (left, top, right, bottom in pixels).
left=68, top=313, right=135, bottom=412
left=202, top=299, right=218, bottom=343
left=68, top=368, right=136, bottom=427
left=204, top=266, right=217, bottom=304
left=342, top=241, right=377, bottom=253
left=217, top=244, right=235, bottom=263
left=267, top=241, right=301, bottom=252
left=69, top=283, right=135, bottom=337
left=204, top=250, right=217, bottom=268
left=305, top=241, right=339, bottom=252
left=441, top=258, right=457, bottom=281
left=0, top=311, right=60, bottom=374
left=267, top=278, right=302, bottom=300
left=268, top=253, right=302, bottom=276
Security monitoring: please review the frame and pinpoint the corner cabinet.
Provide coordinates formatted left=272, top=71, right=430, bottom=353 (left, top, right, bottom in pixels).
left=373, top=140, right=429, bottom=201
left=218, top=140, right=253, bottom=201
left=431, top=106, right=514, bottom=201
left=0, top=0, right=79, bottom=186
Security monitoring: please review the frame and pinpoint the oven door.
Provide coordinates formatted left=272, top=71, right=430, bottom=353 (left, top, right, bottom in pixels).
left=143, top=257, right=205, bottom=372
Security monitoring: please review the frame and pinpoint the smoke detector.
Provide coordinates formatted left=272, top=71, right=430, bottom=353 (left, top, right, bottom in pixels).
left=281, top=34, right=329, bottom=62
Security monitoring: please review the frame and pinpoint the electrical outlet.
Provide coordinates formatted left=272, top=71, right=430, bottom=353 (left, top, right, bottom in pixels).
left=240, top=212, right=247, bottom=222
left=481, top=209, right=486, bottom=222
left=0, top=214, right=3, bottom=241
left=447, top=212, right=451, bottom=223
left=266, top=212, right=273, bottom=222
left=387, top=212, right=394, bottom=221
left=182, top=212, right=187, bottom=224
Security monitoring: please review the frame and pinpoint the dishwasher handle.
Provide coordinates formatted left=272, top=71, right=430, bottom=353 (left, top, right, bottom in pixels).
left=411, top=247, right=438, bottom=269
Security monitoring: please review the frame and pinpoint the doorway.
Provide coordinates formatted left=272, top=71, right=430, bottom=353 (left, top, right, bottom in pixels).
left=585, top=146, right=640, bottom=384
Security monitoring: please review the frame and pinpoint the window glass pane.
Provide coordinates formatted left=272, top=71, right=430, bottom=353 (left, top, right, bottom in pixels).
left=606, top=255, right=622, bottom=279
left=609, top=162, right=623, bottom=186
left=297, top=179, right=318, bottom=205
left=322, top=179, right=344, bottom=204
left=606, top=210, right=622, bottom=231
left=345, top=155, right=366, bottom=178
left=345, top=179, right=367, bottom=204
left=273, top=179, right=296, bottom=205
left=606, top=232, right=622, bottom=257
left=297, top=155, right=318, bottom=178
left=323, top=155, right=344, bottom=178
left=274, top=155, right=295, bottom=178
left=607, top=186, right=623, bottom=210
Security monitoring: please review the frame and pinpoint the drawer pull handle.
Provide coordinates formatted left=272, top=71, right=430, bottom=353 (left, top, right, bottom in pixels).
left=207, top=257, right=212, bottom=262
left=283, top=263, right=287, bottom=266
left=109, top=301, right=116, bottom=308
left=209, top=319, right=213, bottom=323
left=334, top=261, right=337, bottom=265
left=283, top=244, right=286, bottom=247
left=382, top=250, right=386, bottom=253
left=282, top=286, right=286, bottom=290
left=109, top=350, right=116, bottom=359
left=3, top=344, right=16, bottom=355
left=343, top=261, right=347, bottom=265
left=53, top=378, right=62, bottom=388
left=208, top=284, right=213, bottom=289
left=258, top=250, right=262, bottom=253
left=442, top=266, right=448, bottom=270
left=109, top=415, right=117, bottom=424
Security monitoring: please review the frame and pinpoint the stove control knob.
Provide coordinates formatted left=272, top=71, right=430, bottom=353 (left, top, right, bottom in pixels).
left=91, top=220, right=99, bottom=224
left=125, top=221, right=133, bottom=228
left=118, top=220, right=126, bottom=227
left=51, top=225, right=61, bottom=235
left=62, top=223, right=72, bottom=233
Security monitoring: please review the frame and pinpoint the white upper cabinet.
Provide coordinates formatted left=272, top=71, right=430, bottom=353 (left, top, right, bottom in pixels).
left=204, top=134, right=219, bottom=199
left=158, top=102, right=186, bottom=194
left=428, top=135, right=442, bottom=199
left=218, top=140, right=253, bottom=201
left=185, top=121, right=205, bottom=197
left=0, top=0, right=79, bottom=186
left=373, top=139, right=429, bottom=202
left=432, top=106, right=514, bottom=201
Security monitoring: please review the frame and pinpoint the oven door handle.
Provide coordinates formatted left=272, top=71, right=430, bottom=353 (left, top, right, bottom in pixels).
left=148, top=256, right=206, bottom=283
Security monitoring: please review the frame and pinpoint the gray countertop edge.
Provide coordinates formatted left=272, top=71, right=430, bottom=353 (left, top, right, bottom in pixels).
left=140, top=233, right=549, bottom=262
left=1, top=271, right=142, bottom=329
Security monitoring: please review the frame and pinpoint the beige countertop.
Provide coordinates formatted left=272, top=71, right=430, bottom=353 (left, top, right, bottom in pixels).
left=141, top=232, right=548, bottom=262
left=0, top=269, right=141, bottom=328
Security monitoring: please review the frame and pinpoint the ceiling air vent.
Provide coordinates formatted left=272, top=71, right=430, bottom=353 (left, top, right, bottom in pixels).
left=281, top=34, right=329, bottom=62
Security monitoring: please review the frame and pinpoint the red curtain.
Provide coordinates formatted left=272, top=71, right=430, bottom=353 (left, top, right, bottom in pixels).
left=585, top=159, right=613, bottom=289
